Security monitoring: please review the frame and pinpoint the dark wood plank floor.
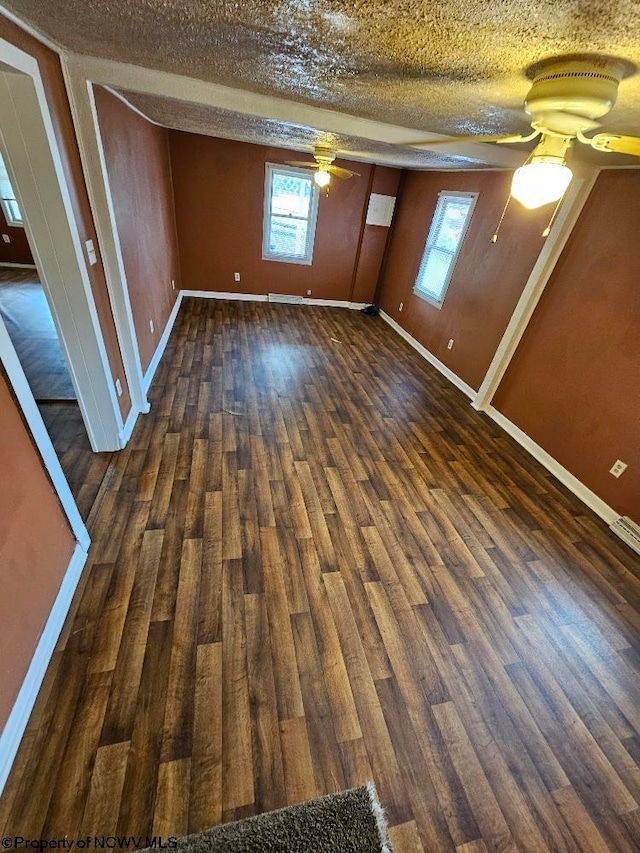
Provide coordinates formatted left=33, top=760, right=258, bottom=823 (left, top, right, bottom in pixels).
left=2, top=298, right=639, bottom=851
left=38, top=402, right=114, bottom=523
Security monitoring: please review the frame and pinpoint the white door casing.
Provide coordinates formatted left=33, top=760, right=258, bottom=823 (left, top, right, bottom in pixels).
left=0, top=39, right=124, bottom=451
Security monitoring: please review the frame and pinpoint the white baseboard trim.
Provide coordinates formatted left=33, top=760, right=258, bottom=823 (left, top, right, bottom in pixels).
left=301, top=298, right=367, bottom=309
left=182, top=289, right=267, bottom=302
left=0, top=541, right=89, bottom=795
left=0, top=262, right=38, bottom=269
left=486, top=405, right=619, bottom=525
left=143, top=293, right=183, bottom=395
left=379, top=310, right=475, bottom=400
left=180, top=289, right=367, bottom=310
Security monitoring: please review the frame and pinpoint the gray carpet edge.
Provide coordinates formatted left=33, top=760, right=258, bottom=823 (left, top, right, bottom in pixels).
left=146, top=783, right=392, bottom=852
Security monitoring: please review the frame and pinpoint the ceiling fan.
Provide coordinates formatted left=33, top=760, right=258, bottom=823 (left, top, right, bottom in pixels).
left=285, top=145, right=360, bottom=192
left=405, top=54, right=639, bottom=209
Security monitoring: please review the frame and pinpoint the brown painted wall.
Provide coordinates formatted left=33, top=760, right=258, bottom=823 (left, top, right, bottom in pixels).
left=94, top=88, right=180, bottom=372
left=0, top=14, right=131, bottom=417
left=377, top=170, right=549, bottom=391
left=169, top=133, right=400, bottom=302
left=493, top=170, right=640, bottom=523
left=0, top=370, right=75, bottom=729
left=0, top=207, right=34, bottom=265
left=352, top=166, right=402, bottom=304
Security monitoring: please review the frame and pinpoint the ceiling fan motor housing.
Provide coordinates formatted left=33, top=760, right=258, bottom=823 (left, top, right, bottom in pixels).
left=313, top=144, right=336, bottom=165
left=524, top=55, right=635, bottom=130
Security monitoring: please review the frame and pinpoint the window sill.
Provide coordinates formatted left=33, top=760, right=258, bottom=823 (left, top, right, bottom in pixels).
left=413, top=287, right=444, bottom=310
left=262, top=253, right=313, bottom=266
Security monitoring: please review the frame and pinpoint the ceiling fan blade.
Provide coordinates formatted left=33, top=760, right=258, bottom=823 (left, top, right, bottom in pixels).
left=328, top=165, right=359, bottom=179
left=404, top=132, right=535, bottom=148
left=584, top=133, right=640, bottom=157
left=284, top=160, right=317, bottom=169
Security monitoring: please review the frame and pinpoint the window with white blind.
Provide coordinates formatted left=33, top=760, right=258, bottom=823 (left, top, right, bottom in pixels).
left=413, top=191, right=477, bottom=308
left=263, top=164, right=319, bottom=265
left=0, top=150, right=23, bottom=227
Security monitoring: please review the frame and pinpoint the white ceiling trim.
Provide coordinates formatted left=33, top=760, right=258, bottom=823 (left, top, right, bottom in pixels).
left=63, top=53, right=524, bottom=169
left=101, top=84, right=163, bottom=127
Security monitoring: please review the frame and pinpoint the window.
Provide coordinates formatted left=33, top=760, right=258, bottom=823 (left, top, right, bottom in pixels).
left=0, top=150, right=23, bottom=226
left=263, top=164, right=319, bottom=265
left=414, top=191, right=477, bottom=307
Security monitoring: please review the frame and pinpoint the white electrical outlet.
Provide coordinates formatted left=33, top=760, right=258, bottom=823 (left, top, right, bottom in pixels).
left=85, top=239, right=98, bottom=265
left=447, top=339, right=454, bottom=350
left=609, top=460, right=627, bottom=478
left=306, top=289, right=312, bottom=296
left=171, top=278, right=175, bottom=290
left=149, top=319, right=154, bottom=334
left=115, top=378, right=123, bottom=397
left=399, top=302, right=404, bottom=312
left=234, top=272, right=241, bottom=282
left=2, top=233, right=10, bottom=243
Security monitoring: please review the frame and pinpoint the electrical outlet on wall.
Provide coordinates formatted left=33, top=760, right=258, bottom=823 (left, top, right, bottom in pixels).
left=399, top=302, right=404, bottom=312
left=234, top=272, right=241, bottom=282
left=115, top=378, right=123, bottom=397
left=306, top=290, right=312, bottom=296
left=171, top=278, right=175, bottom=290
left=610, top=459, right=627, bottom=478
left=447, top=339, right=454, bottom=350
left=2, top=233, right=10, bottom=243
left=149, top=319, right=154, bottom=334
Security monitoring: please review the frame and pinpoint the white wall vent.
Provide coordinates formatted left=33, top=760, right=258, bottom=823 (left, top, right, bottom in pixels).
left=610, top=516, right=640, bottom=556
left=268, top=293, right=303, bottom=304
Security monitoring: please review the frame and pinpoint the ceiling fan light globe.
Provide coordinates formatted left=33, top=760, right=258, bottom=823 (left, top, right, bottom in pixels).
left=511, top=162, right=573, bottom=209
left=314, top=170, right=331, bottom=188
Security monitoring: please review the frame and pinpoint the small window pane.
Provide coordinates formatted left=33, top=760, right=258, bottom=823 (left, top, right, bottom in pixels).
left=418, top=248, right=454, bottom=301
left=0, top=151, right=23, bottom=226
left=414, top=192, right=477, bottom=307
left=269, top=215, right=308, bottom=258
left=0, top=177, right=14, bottom=200
left=271, top=173, right=311, bottom=218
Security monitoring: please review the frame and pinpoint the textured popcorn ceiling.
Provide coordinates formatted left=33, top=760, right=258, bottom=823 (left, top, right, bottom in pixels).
left=8, top=0, right=640, bottom=164
left=115, top=91, right=487, bottom=169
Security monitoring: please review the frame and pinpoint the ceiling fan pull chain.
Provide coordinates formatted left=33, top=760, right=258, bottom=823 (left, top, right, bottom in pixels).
left=542, top=197, right=564, bottom=238
left=490, top=194, right=512, bottom=243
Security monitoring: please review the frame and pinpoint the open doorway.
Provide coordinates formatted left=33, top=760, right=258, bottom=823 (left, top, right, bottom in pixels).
left=0, top=140, right=113, bottom=521
left=0, top=139, right=116, bottom=519
left=0, top=41, right=127, bottom=529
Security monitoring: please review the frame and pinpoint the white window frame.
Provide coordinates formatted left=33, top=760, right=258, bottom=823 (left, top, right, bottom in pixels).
left=0, top=149, right=23, bottom=226
left=413, top=190, right=478, bottom=309
left=262, top=163, right=319, bottom=266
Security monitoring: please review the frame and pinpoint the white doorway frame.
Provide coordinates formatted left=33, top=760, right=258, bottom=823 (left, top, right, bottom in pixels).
left=0, top=38, right=124, bottom=452
left=62, top=74, right=150, bottom=424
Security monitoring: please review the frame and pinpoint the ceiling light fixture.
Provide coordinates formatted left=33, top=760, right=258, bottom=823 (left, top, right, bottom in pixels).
left=314, top=169, right=331, bottom=188
left=510, top=135, right=573, bottom=210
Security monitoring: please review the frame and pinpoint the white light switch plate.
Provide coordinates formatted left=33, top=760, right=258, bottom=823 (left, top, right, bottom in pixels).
left=85, top=239, right=98, bottom=265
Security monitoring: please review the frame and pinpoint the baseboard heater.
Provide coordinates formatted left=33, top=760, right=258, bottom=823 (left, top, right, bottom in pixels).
left=268, top=293, right=304, bottom=304
left=610, top=516, right=640, bottom=556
